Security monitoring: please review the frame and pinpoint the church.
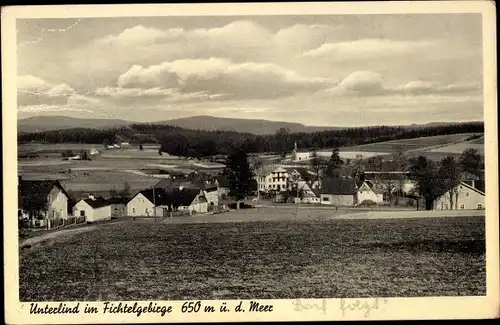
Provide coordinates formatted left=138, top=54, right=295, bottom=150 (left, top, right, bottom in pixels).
left=291, top=142, right=311, bottom=162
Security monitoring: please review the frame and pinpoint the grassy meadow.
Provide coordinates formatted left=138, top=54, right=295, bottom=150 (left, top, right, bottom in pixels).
left=19, top=215, right=485, bottom=301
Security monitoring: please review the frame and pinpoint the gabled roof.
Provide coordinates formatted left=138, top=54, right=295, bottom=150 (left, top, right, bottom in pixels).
left=19, top=179, right=70, bottom=201
left=459, top=181, right=485, bottom=196
left=358, top=180, right=384, bottom=194
left=134, top=188, right=170, bottom=205
left=321, top=178, right=357, bottom=195
left=165, top=188, right=206, bottom=207
left=82, top=197, right=109, bottom=209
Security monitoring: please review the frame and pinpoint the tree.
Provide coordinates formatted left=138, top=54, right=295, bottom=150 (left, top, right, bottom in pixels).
left=249, top=155, right=264, bottom=172
left=391, top=145, right=408, bottom=198
left=439, top=156, right=461, bottom=210
left=109, top=187, right=118, bottom=198
left=120, top=181, right=131, bottom=199
left=459, top=148, right=482, bottom=175
left=310, top=150, right=322, bottom=181
left=139, top=143, right=143, bottom=151
left=224, top=148, right=254, bottom=209
left=81, top=151, right=89, bottom=161
left=408, top=156, right=445, bottom=210
left=19, top=184, right=49, bottom=226
left=325, top=148, right=343, bottom=178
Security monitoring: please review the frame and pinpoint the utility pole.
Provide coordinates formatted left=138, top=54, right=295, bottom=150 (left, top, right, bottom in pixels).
left=153, top=184, right=156, bottom=222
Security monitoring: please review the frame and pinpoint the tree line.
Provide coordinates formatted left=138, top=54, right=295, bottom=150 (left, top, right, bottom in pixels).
left=18, top=122, right=484, bottom=158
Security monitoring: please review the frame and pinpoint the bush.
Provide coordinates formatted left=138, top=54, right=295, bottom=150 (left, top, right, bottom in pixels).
left=359, top=199, right=377, bottom=207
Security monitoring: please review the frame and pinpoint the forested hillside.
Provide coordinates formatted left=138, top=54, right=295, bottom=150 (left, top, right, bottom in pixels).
left=18, top=122, right=484, bottom=158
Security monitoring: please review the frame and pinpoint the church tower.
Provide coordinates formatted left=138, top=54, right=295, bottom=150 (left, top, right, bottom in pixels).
left=291, top=141, right=298, bottom=161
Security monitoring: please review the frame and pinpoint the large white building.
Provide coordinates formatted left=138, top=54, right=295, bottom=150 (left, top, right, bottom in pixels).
left=255, top=166, right=290, bottom=192
left=291, top=142, right=311, bottom=162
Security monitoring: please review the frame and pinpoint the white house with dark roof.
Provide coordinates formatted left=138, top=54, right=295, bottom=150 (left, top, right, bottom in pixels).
left=255, top=166, right=289, bottom=192
left=356, top=180, right=384, bottom=204
left=434, top=181, right=485, bottom=210
left=73, top=194, right=113, bottom=222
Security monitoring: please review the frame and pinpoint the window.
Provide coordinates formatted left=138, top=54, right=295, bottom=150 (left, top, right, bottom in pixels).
left=132, top=208, right=136, bottom=213
left=460, top=204, right=465, bottom=209
left=268, top=185, right=272, bottom=188
left=323, top=197, right=329, bottom=201
left=466, top=192, right=469, bottom=197
left=80, top=210, right=85, bottom=216
left=478, top=204, right=483, bottom=209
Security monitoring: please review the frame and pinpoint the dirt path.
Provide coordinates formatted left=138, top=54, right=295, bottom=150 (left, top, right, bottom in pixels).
left=20, top=226, right=98, bottom=248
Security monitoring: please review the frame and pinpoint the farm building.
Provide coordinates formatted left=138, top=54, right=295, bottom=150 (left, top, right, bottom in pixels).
left=18, top=176, right=71, bottom=228
left=434, top=181, right=485, bottom=210
left=356, top=180, right=384, bottom=204
left=73, top=195, right=114, bottom=223
left=320, top=178, right=358, bottom=206
left=107, top=197, right=127, bottom=218
left=168, top=188, right=209, bottom=214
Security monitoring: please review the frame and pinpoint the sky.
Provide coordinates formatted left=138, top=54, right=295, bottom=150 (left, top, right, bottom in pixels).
left=16, top=14, right=484, bottom=126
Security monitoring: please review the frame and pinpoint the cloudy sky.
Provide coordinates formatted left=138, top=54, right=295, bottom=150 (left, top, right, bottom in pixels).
left=16, top=14, right=483, bottom=126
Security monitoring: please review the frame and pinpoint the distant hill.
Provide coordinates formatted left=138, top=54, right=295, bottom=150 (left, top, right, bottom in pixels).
left=18, top=115, right=483, bottom=135
left=17, top=116, right=132, bottom=133
left=154, top=115, right=335, bottom=134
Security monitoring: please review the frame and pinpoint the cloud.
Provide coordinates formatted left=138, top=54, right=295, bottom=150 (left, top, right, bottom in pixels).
left=274, top=24, right=342, bottom=50
left=95, top=86, right=225, bottom=103
left=299, top=38, right=439, bottom=60
left=328, top=71, right=481, bottom=97
left=394, top=80, right=481, bottom=95
left=17, top=75, right=99, bottom=107
left=113, top=58, right=332, bottom=100
left=18, top=104, right=94, bottom=113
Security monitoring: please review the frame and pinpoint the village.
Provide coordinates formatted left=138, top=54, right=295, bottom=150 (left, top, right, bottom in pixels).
left=17, top=139, right=485, bottom=232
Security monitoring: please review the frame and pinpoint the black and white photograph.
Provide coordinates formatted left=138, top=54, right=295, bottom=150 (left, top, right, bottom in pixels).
left=3, top=1, right=499, bottom=323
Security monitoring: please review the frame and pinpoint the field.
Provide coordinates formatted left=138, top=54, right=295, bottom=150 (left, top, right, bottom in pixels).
left=19, top=215, right=485, bottom=301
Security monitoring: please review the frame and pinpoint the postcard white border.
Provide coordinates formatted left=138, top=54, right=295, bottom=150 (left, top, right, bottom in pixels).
left=3, top=1, right=499, bottom=323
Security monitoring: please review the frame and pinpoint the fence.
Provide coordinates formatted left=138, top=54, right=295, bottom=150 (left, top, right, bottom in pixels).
left=46, top=215, right=86, bottom=230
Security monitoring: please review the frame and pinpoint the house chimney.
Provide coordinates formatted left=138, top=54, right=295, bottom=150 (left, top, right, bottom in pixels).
left=88, top=193, right=95, bottom=200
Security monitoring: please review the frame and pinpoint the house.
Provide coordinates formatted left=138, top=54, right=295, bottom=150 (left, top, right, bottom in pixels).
left=107, top=145, right=115, bottom=149
left=18, top=177, right=71, bottom=228
left=127, top=187, right=209, bottom=216
left=167, top=187, right=209, bottom=214
left=363, top=171, right=416, bottom=195
left=120, top=142, right=130, bottom=148
left=356, top=180, right=384, bottom=204
left=113, top=144, right=121, bottom=148
left=285, top=167, right=319, bottom=188
left=90, top=148, right=100, bottom=155
left=255, top=166, right=289, bottom=192
left=73, top=195, right=113, bottom=223
left=155, top=172, right=219, bottom=209
left=293, top=181, right=321, bottom=204
left=320, top=177, right=358, bottom=206
left=216, top=175, right=230, bottom=198
left=291, top=142, right=310, bottom=161
left=434, top=181, right=485, bottom=210
left=127, top=188, right=170, bottom=217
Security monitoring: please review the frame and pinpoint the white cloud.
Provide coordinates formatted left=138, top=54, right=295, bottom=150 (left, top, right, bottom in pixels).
left=17, top=75, right=50, bottom=91
left=113, top=58, right=332, bottom=100
left=327, top=71, right=481, bottom=97
left=18, top=104, right=94, bottom=113
left=299, top=38, right=439, bottom=60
